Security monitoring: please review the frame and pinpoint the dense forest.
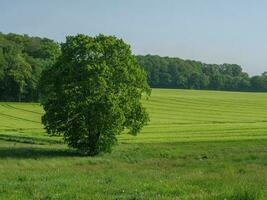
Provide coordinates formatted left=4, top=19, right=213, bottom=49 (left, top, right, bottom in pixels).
left=0, top=32, right=267, bottom=102
left=136, top=55, right=267, bottom=92
left=0, top=32, right=60, bottom=102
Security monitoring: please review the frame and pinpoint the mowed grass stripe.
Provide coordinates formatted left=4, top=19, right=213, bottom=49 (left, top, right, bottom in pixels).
left=147, top=113, right=266, bottom=122
left=146, top=102, right=267, bottom=116
left=119, top=135, right=267, bottom=143
left=2, top=103, right=43, bottom=115
left=148, top=93, right=267, bottom=108
left=146, top=99, right=267, bottom=115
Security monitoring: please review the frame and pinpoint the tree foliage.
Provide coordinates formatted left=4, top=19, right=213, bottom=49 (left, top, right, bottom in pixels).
left=0, top=32, right=60, bottom=101
left=40, top=34, right=150, bottom=155
left=136, top=55, right=267, bottom=92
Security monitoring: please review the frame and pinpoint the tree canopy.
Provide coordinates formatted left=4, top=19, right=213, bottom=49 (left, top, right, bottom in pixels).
left=136, top=55, right=260, bottom=91
left=40, top=34, right=150, bottom=155
left=0, top=32, right=60, bottom=101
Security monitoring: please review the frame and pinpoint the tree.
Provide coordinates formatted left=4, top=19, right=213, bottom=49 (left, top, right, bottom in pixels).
left=250, top=74, right=267, bottom=92
left=0, top=42, right=32, bottom=101
left=40, top=34, right=150, bottom=155
left=0, top=32, right=60, bottom=102
left=135, top=55, right=259, bottom=92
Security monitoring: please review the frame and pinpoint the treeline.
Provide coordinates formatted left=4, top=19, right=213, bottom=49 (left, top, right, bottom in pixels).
left=0, top=32, right=60, bottom=102
left=136, top=55, right=267, bottom=92
left=0, top=33, right=267, bottom=102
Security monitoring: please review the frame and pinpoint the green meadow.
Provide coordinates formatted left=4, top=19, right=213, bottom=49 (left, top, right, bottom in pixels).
left=0, top=89, right=267, bottom=200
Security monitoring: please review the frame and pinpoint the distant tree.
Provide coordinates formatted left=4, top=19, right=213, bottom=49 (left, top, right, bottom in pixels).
left=0, top=42, right=31, bottom=101
left=40, top=34, right=150, bottom=155
left=0, top=32, right=60, bottom=101
left=136, top=55, right=261, bottom=92
left=250, top=73, right=267, bottom=91
left=5, top=53, right=32, bottom=102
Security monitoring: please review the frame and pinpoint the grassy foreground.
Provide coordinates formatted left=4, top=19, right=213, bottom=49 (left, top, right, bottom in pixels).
left=0, top=89, right=267, bottom=200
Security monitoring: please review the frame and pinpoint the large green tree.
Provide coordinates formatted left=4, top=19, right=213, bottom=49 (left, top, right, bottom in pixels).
left=40, top=34, right=150, bottom=155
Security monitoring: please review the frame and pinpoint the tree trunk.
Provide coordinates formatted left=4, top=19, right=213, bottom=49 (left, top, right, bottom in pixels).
left=88, top=131, right=100, bottom=156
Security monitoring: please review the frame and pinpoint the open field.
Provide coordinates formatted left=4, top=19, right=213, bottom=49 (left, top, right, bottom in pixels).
left=0, top=89, right=267, bottom=199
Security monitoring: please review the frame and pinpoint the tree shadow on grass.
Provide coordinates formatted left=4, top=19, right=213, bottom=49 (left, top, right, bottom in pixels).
left=0, top=146, right=81, bottom=159
left=0, top=133, right=62, bottom=145
left=0, top=134, right=84, bottom=159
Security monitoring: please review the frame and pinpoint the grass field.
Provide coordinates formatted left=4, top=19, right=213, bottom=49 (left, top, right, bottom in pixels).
left=0, top=89, right=267, bottom=200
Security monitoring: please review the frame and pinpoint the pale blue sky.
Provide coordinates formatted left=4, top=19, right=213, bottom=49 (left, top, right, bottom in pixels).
left=1, top=0, right=267, bottom=75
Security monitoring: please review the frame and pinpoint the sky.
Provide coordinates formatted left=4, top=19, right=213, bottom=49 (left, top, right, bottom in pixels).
left=1, top=0, right=267, bottom=75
